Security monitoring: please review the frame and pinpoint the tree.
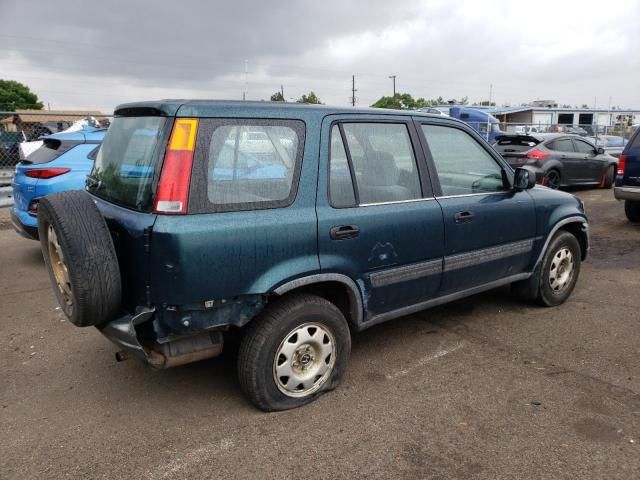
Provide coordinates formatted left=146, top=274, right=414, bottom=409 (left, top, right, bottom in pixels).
left=0, top=79, right=43, bottom=110
left=580, top=104, right=589, bottom=108
left=270, top=91, right=285, bottom=102
left=296, top=91, right=322, bottom=104
left=473, top=100, right=496, bottom=106
left=371, top=93, right=429, bottom=110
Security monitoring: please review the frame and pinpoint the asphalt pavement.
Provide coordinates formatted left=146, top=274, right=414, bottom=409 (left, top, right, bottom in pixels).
left=1, top=189, right=639, bottom=479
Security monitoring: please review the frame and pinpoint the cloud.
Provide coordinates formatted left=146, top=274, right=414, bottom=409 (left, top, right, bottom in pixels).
left=1, top=0, right=638, bottom=111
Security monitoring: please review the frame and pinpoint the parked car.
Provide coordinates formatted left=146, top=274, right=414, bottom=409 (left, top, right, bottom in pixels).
left=514, top=126, right=543, bottom=135
left=417, top=107, right=449, bottom=116
left=586, top=135, right=628, bottom=158
left=494, top=133, right=618, bottom=189
left=564, top=125, right=589, bottom=136
left=613, top=127, right=640, bottom=221
left=37, top=101, right=589, bottom=411
left=10, top=126, right=106, bottom=240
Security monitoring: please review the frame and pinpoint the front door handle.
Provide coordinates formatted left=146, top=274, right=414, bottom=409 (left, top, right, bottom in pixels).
left=330, top=225, right=360, bottom=240
left=454, top=211, right=474, bottom=224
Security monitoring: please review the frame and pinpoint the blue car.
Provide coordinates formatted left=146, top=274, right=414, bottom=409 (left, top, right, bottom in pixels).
left=11, top=126, right=106, bottom=240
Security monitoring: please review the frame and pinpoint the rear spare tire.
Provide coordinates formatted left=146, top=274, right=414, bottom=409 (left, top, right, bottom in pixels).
left=38, top=191, right=121, bottom=327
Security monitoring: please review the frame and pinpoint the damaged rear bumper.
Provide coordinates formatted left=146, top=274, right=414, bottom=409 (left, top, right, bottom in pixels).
left=97, top=307, right=223, bottom=368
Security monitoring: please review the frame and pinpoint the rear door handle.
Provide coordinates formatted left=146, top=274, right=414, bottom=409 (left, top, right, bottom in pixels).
left=454, top=211, right=474, bottom=224
left=330, top=225, right=360, bottom=240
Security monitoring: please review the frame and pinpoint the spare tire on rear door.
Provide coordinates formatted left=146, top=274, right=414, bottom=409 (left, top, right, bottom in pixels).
left=38, top=190, right=122, bottom=327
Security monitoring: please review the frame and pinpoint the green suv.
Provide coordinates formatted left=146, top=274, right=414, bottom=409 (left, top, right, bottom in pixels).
left=38, top=100, right=589, bottom=410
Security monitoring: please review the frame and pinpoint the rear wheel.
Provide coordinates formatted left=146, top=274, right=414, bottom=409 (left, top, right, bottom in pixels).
left=625, top=200, right=640, bottom=222
left=545, top=169, right=561, bottom=189
left=601, top=165, right=615, bottom=189
left=237, top=294, right=351, bottom=411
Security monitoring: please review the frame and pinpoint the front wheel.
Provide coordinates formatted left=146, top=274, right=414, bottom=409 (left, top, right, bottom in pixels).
left=238, top=294, right=351, bottom=411
left=537, top=231, right=581, bottom=307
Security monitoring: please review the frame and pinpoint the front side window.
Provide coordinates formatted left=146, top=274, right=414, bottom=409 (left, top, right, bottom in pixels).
left=421, top=124, right=506, bottom=196
left=329, top=122, right=422, bottom=206
left=574, top=139, right=595, bottom=154
left=188, top=120, right=304, bottom=212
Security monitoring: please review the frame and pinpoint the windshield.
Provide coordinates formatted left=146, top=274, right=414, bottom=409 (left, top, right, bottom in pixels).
left=88, top=116, right=166, bottom=211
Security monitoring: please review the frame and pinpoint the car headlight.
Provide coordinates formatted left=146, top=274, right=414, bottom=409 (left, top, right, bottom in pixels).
left=575, top=196, right=585, bottom=213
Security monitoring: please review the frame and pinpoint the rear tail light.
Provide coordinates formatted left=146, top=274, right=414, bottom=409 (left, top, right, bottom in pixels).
left=154, top=118, right=199, bottom=214
left=24, top=168, right=71, bottom=179
left=617, top=154, right=627, bottom=176
left=526, top=149, right=550, bottom=162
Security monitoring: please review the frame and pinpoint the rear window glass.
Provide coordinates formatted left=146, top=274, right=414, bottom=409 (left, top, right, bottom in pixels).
left=189, top=119, right=305, bottom=213
left=630, top=131, right=640, bottom=149
left=495, top=136, right=539, bottom=147
left=88, top=116, right=166, bottom=211
left=26, top=139, right=79, bottom=165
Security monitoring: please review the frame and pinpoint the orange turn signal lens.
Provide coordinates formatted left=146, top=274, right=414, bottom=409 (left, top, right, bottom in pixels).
left=168, top=118, right=198, bottom=151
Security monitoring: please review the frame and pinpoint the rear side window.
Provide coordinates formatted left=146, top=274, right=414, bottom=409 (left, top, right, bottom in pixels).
left=329, top=125, right=356, bottom=208
left=630, top=131, right=640, bottom=149
left=547, top=138, right=574, bottom=153
left=89, top=116, right=167, bottom=212
left=328, top=122, right=422, bottom=206
left=189, top=119, right=305, bottom=213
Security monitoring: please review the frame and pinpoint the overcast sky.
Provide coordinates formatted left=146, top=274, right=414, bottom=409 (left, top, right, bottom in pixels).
left=1, top=0, right=639, bottom=112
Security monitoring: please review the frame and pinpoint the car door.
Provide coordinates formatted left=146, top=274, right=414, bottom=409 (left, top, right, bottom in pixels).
left=417, top=120, right=537, bottom=294
left=573, top=137, right=607, bottom=182
left=316, top=115, right=445, bottom=323
left=547, top=137, right=581, bottom=183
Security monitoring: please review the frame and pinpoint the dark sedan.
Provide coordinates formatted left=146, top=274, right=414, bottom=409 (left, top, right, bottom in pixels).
left=494, top=133, right=618, bottom=189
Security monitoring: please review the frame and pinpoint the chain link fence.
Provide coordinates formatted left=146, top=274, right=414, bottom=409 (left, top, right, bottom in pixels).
left=0, top=110, right=112, bottom=186
left=498, top=122, right=637, bottom=140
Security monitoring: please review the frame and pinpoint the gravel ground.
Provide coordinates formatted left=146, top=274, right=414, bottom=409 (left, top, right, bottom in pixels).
left=1, top=189, right=639, bottom=479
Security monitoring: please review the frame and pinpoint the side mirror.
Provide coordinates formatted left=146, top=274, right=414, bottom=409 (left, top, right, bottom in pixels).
left=513, top=167, right=536, bottom=191
left=596, top=147, right=605, bottom=155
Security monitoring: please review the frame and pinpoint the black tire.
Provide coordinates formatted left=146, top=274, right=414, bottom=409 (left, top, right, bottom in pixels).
left=545, top=169, right=561, bottom=190
left=625, top=200, right=640, bottom=222
left=602, top=165, right=615, bottom=189
left=38, top=191, right=122, bottom=327
left=536, top=231, right=581, bottom=307
left=238, top=294, right=351, bottom=411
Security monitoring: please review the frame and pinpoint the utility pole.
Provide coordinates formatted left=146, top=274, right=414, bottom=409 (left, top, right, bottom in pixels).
left=389, top=75, right=396, bottom=97
left=351, top=75, right=357, bottom=107
left=281, top=84, right=284, bottom=99
left=489, top=83, right=493, bottom=105
left=243, top=59, right=248, bottom=100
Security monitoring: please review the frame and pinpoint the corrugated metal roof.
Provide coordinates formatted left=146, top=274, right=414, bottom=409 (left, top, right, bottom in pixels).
left=0, top=110, right=106, bottom=124
left=491, top=106, right=640, bottom=115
